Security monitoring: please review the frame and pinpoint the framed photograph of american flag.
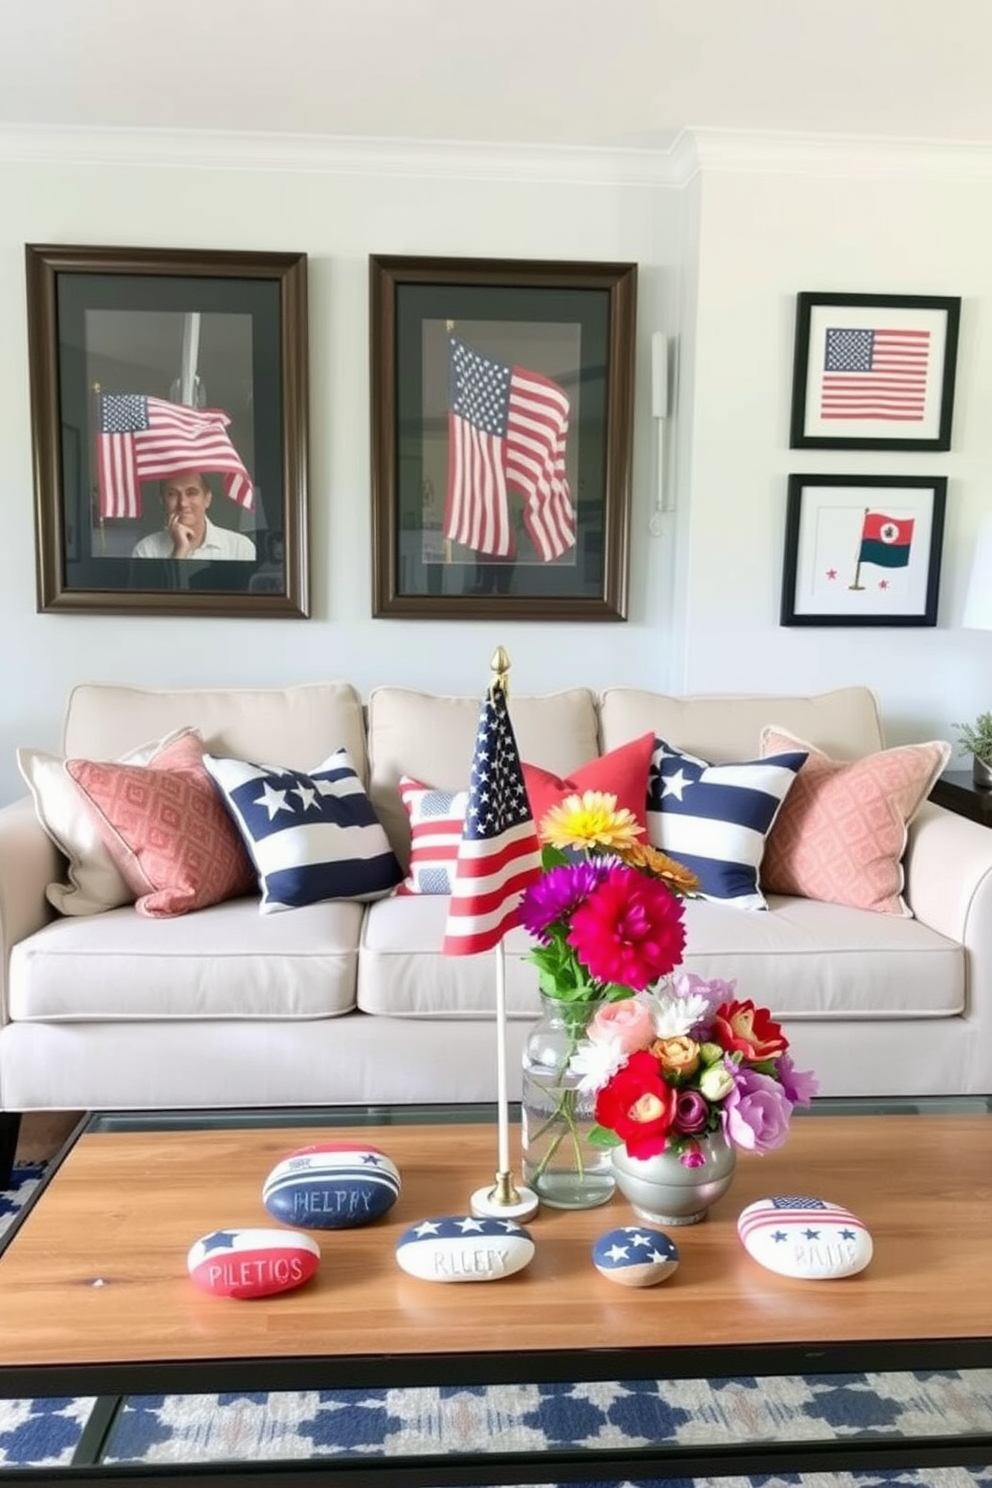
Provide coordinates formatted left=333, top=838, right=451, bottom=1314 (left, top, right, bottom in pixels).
left=789, top=292, right=961, bottom=451
left=780, top=473, right=947, bottom=627
left=369, top=254, right=637, bottom=619
left=25, top=244, right=310, bottom=616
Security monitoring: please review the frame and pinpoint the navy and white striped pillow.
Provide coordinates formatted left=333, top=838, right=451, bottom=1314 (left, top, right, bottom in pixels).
left=204, top=749, right=402, bottom=914
left=646, top=738, right=807, bottom=910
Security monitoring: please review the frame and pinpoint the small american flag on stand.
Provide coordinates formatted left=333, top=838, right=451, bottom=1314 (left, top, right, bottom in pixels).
left=442, top=679, right=542, bottom=958
left=96, top=393, right=254, bottom=519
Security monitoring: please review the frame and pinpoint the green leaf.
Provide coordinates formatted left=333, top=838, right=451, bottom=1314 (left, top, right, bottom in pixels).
left=586, top=1124, right=622, bottom=1149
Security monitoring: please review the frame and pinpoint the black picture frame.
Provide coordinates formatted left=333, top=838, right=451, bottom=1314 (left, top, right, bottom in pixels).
left=789, top=292, right=961, bottom=451
left=369, top=254, right=637, bottom=620
left=780, top=473, right=947, bottom=627
left=25, top=244, right=310, bottom=616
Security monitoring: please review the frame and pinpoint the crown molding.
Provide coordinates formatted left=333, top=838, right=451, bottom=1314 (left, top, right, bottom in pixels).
left=0, top=124, right=686, bottom=187
left=687, top=127, right=992, bottom=181
left=3, top=123, right=991, bottom=184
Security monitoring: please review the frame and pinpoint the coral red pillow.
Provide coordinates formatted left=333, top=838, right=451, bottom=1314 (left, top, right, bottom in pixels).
left=65, top=732, right=256, bottom=918
left=522, top=732, right=655, bottom=832
left=759, top=726, right=951, bottom=916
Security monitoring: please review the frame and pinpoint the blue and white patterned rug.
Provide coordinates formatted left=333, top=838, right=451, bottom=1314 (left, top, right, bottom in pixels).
left=2, top=1164, right=991, bottom=1486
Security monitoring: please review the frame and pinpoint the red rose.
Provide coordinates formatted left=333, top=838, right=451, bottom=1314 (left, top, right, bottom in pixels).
left=711, top=999, right=787, bottom=1061
left=594, top=1049, right=677, bottom=1159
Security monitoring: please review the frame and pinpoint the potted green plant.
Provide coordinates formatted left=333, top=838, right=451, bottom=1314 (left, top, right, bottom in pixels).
left=952, top=711, right=992, bottom=789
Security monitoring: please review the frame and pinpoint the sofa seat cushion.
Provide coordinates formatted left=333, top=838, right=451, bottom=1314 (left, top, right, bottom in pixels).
left=360, top=893, right=961, bottom=1022
left=359, top=896, right=540, bottom=1018
left=680, top=897, right=963, bottom=1018
left=8, top=898, right=362, bottom=1021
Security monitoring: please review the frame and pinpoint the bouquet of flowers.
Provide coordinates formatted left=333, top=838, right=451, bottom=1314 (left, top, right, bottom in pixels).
left=518, top=790, right=698, bottom=1002
left=575, top=974, right=819, bottom=1164
left=517, top=790, right=816, bottom=1194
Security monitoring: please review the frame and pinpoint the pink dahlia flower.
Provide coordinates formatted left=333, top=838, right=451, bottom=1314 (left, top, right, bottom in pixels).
left=568, top=865, right=686, bottom=991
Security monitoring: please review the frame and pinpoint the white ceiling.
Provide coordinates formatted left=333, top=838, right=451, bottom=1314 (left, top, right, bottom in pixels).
left=3, top=0, right=992, bottom=150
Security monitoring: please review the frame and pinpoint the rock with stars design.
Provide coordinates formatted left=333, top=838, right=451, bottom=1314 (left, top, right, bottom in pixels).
left=263, top=1142, right=401, bottom=1230
left=395, top=1215, right=535, bottom=1282
left=187, top=1227, right=321, bottom=1298
left=592, top=1226, right=680, bottom=1288
left=737, top=1195, right=873, bottom=1279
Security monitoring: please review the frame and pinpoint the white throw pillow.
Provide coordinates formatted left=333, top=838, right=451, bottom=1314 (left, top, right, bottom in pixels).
left=17, top=726, right=197, bottom=916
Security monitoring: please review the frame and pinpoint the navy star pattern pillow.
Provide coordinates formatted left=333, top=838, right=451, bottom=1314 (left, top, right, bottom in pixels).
left=204, top=748, right=402, bottom=913
left=646, top=737, right=807, bottom=910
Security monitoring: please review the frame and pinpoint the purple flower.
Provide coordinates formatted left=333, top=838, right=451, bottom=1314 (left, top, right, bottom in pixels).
left=673, top=1088, right=710, bottom=1135
left=722, top=1067, right=793, bottom=1154
left=776, top=1053, right=819, bottom=1107
left=672, top=971, right=737, bottom=1027
left=518, top=860, right=610, bottom=941
left=679, top=1146, right=706, bottom=1168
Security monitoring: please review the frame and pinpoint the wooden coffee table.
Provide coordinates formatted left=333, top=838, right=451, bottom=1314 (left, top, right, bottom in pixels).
left=0, top=1106, right=990, bottom=1485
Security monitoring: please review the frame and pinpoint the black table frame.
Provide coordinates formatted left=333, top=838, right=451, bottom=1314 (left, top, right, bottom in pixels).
left=1, top=1104, right=990, bottom=1485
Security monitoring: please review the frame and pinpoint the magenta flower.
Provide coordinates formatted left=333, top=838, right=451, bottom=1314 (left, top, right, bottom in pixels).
left=776, top=1053, right=819, bottom=1107
left=673, top=1088, right=710, bottom=1135
left=722, top=1067, right=794, bottom=1153
left=519, top=860, right=610, bottom=941
left=568, top=865, right=686, bottom=991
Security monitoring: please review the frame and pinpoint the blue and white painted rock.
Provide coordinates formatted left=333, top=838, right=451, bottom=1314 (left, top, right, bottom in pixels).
left=737, top=1196, right=873, bottom=1279
left=187, top=1228, right=321, bottom=1298
left=262, top=1142, right=401, bottom=1230
left=395, top=1216, right=534, bottom=1282
left=592, top=1226, right=680, bottom=1287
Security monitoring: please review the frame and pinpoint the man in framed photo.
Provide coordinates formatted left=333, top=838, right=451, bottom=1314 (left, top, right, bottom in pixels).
left=131, top=471, right=256, bottom=561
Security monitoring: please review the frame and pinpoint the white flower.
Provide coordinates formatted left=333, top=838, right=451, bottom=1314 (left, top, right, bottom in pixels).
left=568, top=1036, right=630, bottom=1094
left=647, top=989, right=710, bottom=1038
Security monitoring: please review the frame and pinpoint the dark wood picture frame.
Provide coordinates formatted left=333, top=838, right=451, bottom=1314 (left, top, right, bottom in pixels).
left=25, top=244, right=310, bottom=616
left=780, top=473, right=947, bottom=627
left=369, top=255, right=637, bottom=620
left=789, top=291, right=961, bottom=451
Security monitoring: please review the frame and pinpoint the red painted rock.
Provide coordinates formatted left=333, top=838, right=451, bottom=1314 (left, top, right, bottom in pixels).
left=262, top=1142, right=401, bottom=1230
left=187, top=1227, right=321, bottom=1298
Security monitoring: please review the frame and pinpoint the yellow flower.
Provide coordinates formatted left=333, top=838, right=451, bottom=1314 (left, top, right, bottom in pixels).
left=616, top=841, right=700, bottom=895
left=539, top=791, right=644, bottom=853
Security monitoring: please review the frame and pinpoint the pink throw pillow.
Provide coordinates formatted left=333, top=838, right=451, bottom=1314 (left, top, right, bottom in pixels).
left=759, top=726, right=951, bottom=916
left=65, top=732, right=257, bottom=918
left=522, top=733, right=656, bottom=834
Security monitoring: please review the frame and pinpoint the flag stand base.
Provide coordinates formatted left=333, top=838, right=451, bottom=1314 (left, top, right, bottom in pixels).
left=470, top=1171, right=539, bottom=1222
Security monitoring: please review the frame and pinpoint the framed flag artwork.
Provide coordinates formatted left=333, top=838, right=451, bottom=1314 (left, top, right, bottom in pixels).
left=25, top=244, right=310, bottom=616
left=780, top=473, right=947, bottom=627
left=789, top=292, right=961, bottom=451
left=368, top=255, right=637, bottom=619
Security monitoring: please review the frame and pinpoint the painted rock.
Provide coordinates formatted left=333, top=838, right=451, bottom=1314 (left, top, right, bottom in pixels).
left=592, top=1226, right=680, bottom=1287
left=737, top=1196, right=873, bottom=1279
left=262, top=1142, right=401, bottom=1230
left=395, top=1216, right=534, bottom=1283
left=187, top=1227, right=321, bottom=1298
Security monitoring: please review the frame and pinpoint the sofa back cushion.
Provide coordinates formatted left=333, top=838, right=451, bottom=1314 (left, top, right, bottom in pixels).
left=367, top=687, right=600, bottom=863
left=598, top=687, right=885, bottom=764
left=62, top=682, right=369, bottom=781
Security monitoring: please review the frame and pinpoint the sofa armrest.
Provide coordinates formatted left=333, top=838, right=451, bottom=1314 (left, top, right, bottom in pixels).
left=904, top=801, right=992, bottom=942
left=0, top=797, right=60, bottom=1025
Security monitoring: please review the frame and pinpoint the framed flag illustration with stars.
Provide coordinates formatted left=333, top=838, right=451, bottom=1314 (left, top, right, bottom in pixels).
left=789, top=291, right=961, bottom=451
left=25, top=244, right=310, bottom=617
left=780, top=474, right=947, bottom=627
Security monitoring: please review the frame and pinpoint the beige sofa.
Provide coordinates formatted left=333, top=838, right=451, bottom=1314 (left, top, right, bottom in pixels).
left=1, top=680, right=990, bottom=1173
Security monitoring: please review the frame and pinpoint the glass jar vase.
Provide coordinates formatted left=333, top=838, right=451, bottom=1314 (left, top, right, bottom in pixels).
left=520, top=994, right=615, bottom=1210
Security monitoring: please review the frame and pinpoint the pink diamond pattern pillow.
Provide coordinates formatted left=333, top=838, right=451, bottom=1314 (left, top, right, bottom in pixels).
left=65, top=732, right=257, bottom=918
left=759, top=727, right=951, bottom=916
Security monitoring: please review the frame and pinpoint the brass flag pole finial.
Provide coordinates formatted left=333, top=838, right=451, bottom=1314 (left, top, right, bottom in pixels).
left=490, top=646, right=511, bottom=701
